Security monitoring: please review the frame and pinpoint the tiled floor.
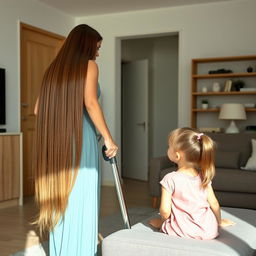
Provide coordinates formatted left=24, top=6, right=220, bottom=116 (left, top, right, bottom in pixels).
left=0, top=179, right=152, bottom=256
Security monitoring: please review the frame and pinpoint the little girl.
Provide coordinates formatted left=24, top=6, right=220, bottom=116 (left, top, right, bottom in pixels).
left=149, top=127, right=234, bottom=240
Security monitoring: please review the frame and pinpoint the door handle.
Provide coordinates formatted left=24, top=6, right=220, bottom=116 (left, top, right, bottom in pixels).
left=21, top=103, right=29, bottom=107
left=136, top=121, right=146, bottom=130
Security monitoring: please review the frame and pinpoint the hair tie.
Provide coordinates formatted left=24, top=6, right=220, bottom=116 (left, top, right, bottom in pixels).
left=197, top=133, right=204, bottom=140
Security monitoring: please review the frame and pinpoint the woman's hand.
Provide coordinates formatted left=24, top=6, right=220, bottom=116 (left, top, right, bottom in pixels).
left=219, top=218, right=235, bottom=227
left=104, top=139, right=118, bottom=159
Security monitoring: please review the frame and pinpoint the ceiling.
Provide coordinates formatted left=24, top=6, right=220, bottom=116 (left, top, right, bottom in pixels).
left=36, top=0, right=235, bottom=17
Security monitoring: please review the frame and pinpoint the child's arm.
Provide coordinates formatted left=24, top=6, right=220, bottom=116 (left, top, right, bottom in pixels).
left=149, top=186, right=172, bottom=229
left=207, top=184, right=221, bottom=223
left=159, top=186, right=172, bottom=220
left=207, top=184, right=235, bottom=227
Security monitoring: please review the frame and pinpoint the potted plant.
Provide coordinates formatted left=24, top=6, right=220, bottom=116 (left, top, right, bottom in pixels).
left=233, top=80, right=245, bottom=91
left=201, top=99, right=209, bottom=109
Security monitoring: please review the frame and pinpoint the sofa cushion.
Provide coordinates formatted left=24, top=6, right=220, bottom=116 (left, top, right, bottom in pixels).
left=213, top=168, right=256, bottom=193
left=215, top=151, right=240, bottom=168
left=242, top=139, right=256, bottom=171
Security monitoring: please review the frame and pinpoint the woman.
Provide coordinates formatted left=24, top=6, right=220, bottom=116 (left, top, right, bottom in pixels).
left=34, top=24, right=118, bottom=256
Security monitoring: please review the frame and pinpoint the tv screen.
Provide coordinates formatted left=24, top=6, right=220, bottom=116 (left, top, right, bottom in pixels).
left=0, top=68, right=6, bottom=125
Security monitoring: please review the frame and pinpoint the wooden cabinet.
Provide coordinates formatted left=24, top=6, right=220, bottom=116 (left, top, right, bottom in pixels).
left=191, top=55, right=256, bottom=129
left=0, top=133, right=23, bottom=207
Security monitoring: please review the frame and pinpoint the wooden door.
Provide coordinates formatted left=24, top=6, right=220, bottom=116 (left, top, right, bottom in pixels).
left=20, top=23, right=65, bottom=196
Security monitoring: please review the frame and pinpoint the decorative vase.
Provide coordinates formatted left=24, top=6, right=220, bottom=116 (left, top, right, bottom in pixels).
left=202, top=86, right=208, bottom=93
left=212, top=82, right=221, bottom=92
left=247, top=66, right=253, bottom=73
left=202, top=103, right=208, bottom=109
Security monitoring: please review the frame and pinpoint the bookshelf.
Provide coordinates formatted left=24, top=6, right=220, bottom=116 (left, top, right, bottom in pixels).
left=191, top=55, right=256, bottom=128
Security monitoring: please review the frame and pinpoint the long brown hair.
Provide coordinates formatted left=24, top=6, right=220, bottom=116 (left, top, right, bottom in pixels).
left=168, top=128, right=215, bottom=188
left=34, top=24, right=102, bottom=234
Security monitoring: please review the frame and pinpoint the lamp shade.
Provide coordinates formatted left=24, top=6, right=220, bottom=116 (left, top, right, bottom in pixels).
left=219, top=103, right=246, bottom=120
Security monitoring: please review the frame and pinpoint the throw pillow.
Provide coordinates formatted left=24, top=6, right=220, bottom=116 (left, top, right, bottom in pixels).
left=242, top=139, right=256, bottom=171
left=215, top=151, right=240, bottom=169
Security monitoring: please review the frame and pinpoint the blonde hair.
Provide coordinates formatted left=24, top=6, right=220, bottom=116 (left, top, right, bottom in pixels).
left=34, top=24, right=102, bottom=234
left=168, top=127, right=215, bottom=188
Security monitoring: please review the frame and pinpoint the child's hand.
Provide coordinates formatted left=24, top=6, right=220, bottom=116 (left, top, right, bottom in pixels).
left=219, top=218, right=235, bottom=227
left=148, top=218, right=164, bottom=229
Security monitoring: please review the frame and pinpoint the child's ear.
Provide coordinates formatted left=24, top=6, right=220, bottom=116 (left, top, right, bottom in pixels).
left=175, top=152, right=181, bottom=161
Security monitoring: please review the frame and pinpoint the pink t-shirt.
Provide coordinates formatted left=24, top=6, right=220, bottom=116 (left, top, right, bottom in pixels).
left=160, top=171, right=218, bottom=240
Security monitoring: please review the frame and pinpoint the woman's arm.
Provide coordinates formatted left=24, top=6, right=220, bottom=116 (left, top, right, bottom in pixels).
left=207, top=184, right=235, bottom=227
left=84, top=60, right=118, bottom=158
left=159, top=186, right=172, bottom=220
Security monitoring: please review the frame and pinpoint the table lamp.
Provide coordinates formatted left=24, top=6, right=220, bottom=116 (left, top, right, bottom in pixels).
left=219, top=103, right=246, bottom=133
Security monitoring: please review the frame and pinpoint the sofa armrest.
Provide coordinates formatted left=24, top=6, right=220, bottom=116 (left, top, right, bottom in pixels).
left=149, top=156, right=175, bottom=197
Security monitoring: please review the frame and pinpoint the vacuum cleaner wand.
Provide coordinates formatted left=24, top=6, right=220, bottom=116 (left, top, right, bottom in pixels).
left=102, top=145, right=131, bottom=229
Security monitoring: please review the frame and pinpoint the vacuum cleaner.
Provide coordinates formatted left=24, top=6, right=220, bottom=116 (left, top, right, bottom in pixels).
left=102, top=145, right=131, bottom=229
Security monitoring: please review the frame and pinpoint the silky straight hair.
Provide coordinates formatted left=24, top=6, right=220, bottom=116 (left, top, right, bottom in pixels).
left=168, top=128, right=216, bottom=188
left=34, top=24, right=102, bottom=234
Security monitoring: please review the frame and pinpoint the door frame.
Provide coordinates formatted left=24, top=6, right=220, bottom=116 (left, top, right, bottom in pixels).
left=117, top=31, right=181, bottom=179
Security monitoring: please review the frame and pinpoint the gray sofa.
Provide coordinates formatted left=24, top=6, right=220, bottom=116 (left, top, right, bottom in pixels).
left=149, top=132, right=256, bottom=209
left=102, top=207, right=256, bottom=256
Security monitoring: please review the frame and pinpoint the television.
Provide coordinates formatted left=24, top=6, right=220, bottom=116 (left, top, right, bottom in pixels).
left=0, top=68, right=6, bottom=125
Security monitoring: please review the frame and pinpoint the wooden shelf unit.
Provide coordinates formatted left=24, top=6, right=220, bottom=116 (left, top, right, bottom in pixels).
left=191, top=55, right=256, bottom=128
left=192, top=108, right=256, bottom=112
left=0, top=133, right=23, bottom=208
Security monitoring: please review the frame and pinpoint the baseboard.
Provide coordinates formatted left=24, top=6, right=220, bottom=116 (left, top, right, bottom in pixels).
left=101, top=180, right=115, bottom=186
left=0, top=198, right=19, bottom=209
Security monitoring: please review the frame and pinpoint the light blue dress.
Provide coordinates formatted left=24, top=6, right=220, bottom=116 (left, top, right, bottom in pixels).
left=50, top=87, right=100, bottom=256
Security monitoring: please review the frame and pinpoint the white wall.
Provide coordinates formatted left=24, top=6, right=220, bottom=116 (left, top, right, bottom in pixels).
left=0, top=0, right=75, bottom=132
left=152, top=36, right=178, bottom=157
left=76, top=0, right=256, bottom=184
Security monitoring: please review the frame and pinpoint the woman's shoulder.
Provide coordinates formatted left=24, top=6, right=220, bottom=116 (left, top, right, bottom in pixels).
left=87, top=60, right=98, bottom=73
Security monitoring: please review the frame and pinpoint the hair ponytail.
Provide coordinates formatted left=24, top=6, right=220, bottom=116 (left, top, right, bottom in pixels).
left=199, top=135, right=215, bottom=188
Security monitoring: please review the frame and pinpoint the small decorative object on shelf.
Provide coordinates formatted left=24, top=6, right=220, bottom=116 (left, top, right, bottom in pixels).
left=244, top=103, right=256, bottom=108
left=246, top=125, right=256, bottom=132
left=233, top=79, right=245, bottom=91
left=212, top=82, right=221, bottom=92
left=202, top=86, right=208, bottom=92
left=247, top=66, right=253, bottom=73
left=201, top=99, right=209, bottom=109
left=208, top=68, right=233, bottom=74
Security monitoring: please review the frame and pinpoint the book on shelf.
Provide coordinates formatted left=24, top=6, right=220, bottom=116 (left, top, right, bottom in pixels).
left=240, top=88, right=256, bottom=92
left=224, top=80, right=232, bottom=92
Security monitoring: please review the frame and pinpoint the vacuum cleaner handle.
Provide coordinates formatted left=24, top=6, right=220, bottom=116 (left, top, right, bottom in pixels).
left=102, top=145, right=131, bottom=229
